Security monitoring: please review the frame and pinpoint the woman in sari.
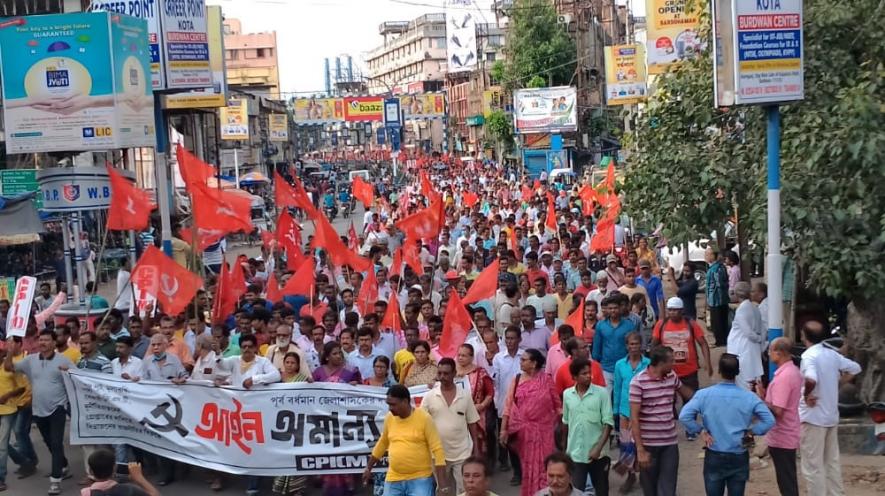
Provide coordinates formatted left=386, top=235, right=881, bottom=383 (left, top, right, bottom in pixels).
left=400, top=340, right=437, bottom=387
left=500, top=348, right=562, bottom=496
left=311, top=342, right=361, bottom=496
left=273, top=352, right=311, bottom=496
left=362, top=356, right=394, bottom=496
left=455, top=344, right=494, bottom=457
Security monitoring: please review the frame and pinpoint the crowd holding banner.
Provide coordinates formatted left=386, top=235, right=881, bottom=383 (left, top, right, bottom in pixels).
left=0, top=145, right=864, bottom=496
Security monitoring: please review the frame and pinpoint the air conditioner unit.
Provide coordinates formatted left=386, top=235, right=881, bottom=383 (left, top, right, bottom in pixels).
left=557, top=14, right=572, bottom=25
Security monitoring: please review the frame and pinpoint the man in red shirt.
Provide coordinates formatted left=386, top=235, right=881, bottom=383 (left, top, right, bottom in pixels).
left=554, top=336, right=606, bottom=396
left=651, top=297, right=713, bottom=394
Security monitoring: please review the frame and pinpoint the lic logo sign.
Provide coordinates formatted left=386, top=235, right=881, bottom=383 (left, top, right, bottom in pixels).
left=83, top=127, right=113, bottom=138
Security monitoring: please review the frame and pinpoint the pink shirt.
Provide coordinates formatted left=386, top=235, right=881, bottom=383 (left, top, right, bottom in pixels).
left=765, top=361, right=802, bottom=449
left=545, top=343, right=568, bottom=376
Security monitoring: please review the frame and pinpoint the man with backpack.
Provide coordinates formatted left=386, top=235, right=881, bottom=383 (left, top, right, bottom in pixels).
left=651, top=297, right=713, bottom=395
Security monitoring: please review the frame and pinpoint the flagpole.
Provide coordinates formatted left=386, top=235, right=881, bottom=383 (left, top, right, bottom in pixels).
left=85, top=226, right=111, bottom=317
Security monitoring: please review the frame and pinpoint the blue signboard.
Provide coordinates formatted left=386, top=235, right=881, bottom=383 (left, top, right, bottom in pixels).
left=389, top=128, right=401, bottom=152
left=376, top=127, right=386, bottom=146
left=384, top=98, right=401, bottom=128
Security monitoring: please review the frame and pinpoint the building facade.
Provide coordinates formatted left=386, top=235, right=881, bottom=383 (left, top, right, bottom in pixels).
left=223, top=18, right=281, bottom=99
left=364, top=14, right=448, bottom=95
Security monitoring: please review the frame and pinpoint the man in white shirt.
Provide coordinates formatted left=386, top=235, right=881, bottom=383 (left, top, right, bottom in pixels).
left=492, top=327, right=523, bottom=476
left=798, top=319, right=862, bottom=495
left=216, top=334, right=281, bottom=388
left=114, top=259, right=133, bottom=312
left=111, top=336, right=143, bottom=380
left=347, top=327, right=384, bottom=379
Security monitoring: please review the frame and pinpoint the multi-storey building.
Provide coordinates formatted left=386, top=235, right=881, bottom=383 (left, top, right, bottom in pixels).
left=364, top=14, right=449, bottom=95
left=223, top=18, right=281, bottom=100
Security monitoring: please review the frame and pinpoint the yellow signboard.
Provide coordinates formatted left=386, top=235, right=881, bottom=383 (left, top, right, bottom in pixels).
left=604, top=44, right=648, bottom=105
left=268, top=114, right=288, bottom=142
left=645, top=0, right=702, bottom=74
left=482, top=86, right=504, bottom=116
left=291, top=98, right=344, bottom=125
left=401, top=93, right=446, bottom=119
left=219, top=99, right=248, bottom=140
left=163, top=6, right=227, bottom=109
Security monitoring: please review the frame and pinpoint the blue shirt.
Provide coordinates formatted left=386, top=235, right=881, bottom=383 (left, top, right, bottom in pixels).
left=613, top=355, right=650, bottom=418
left=679, top=382, right=775, bottom=454
left=592, top=318, right=637, bottom=373
left=637, top=275, right=665, bottom=319
left=705, top=261, right=729, bottom=308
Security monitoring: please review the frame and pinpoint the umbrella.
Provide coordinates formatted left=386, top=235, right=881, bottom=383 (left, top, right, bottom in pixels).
left=239, top=172, right=269, bottom=184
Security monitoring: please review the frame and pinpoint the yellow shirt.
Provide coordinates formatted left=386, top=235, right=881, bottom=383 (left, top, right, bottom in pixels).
left=61, top=346, right=82, bottom=364
left=12, top=353, right=31, bottom=408
left=371, top=408, right=446, bottom=482
left=393, top=349, right=415, bottom=381
left=0, top=367, right=20, bottom=415
left=555, top=293, right=574, bottom=321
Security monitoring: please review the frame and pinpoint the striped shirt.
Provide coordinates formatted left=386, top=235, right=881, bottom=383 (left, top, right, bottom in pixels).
left=629, top=369, right=682, bottom=446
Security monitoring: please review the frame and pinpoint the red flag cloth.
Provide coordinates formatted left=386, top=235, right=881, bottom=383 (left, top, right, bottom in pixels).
left=462, top=259, right=500, bottom=305
left=462, top=191, right=479, bottom=208
left=275, top=172, right=317, bottom=214
left=178, top=227, right=223, bottom=251
left=578, top=184, right=598, bottom=217
left=395, top=198, right=444, bottom=241
left=546, top=195, right=558, bottom=231
left=211, top=262, right=235, bottom=324
left=265, top=270, right=283, bottom=303
left=357, top=267, right=378, bottom=315
left=402, top=239, right=424, bottom=276
left=604, top=161, right=616, bottom=193
left=391, top=248, right=404, bottom=278
left=553, top=298, right=585, bottom=345
left=590, top=219, right=615, bottom=253
left=439, top=289, right=473, bottom=358
left=347, top=222, right=359, bottom=252
left=282, top=257, right=315, bottom=297
left=352, top=176, right=375, bottom=207
left=190, top=182, right=253, bottom=236
left=260, top=229, right=275, bottom=250
left=276, top=209, right=302, bottom=253
left=521, top=184, right=533, bottom=202
left=420, top=171, right=434, bottom=198
left=381, top=292, right=402, bottom=333
left=309, top=302, right=329, bottom=323
left=533, top=179, right=541, bottom=190
left=311, top=210, right=372, bottom=272
left=131, top=245, right=202, bottom=316
left=106, top=165, right=156, bottom=231
left=176, top=144, right=215, bottom=190
left=601, top=194, right=622, bottom=223
left=286, top=245, right=306, bottom=272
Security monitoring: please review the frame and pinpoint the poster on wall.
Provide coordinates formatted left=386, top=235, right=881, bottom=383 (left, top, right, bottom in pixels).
left=445, top=0, right=477, bottom=73
left=645, top=0, right=702, bottom=74
left=219, top=99, right=248, bottom=140
left=268, top=114, right=288, bottom=141
left=604, top=44, right=648, bottom=105
left=513, top=86, right=578, bottom=134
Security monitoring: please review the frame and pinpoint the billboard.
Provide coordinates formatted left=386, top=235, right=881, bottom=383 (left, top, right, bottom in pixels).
left=445, top=0, right=477, bottom=73
left=712, top=0, right=803, bottom=106
left=163, top=5, right=226, bottom=109
left=343, top=96, right=383, bottom=122
left=159, top=0, right=211, bottom=88
left=219, top=99, right=248, bottom=140
left=604, top=44, right=648, bottom=105
left=401, top=93, right=445, bottom=120
left=291, top=97, right=344, bottom=125
left=268, top=114, right=288, bottom=142
left=0, top=12, right=155, bottom=154
left=645, top=0, right=702, bottom=74
left=89, top=0, right=164, bottom=89
left=513, top=86, right=578, bottom=134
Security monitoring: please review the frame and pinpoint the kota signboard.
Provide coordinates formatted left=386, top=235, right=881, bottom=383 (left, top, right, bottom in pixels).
left=0, top=12, right=155, bottom=154
left=163, top=5, right=226, bottom=108
left=713, top=0, right=804, bottom=106
left=344, top=97, right=383, bottom=122
left=604, top=44, right=648, bottom=106
left=513, top=86, right=578, bottom=134
left=645, top=0, right=703, bottom=74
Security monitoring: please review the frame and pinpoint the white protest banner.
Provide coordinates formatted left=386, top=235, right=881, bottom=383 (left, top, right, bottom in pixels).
left=63, top=369, right=443, bottom=476
left=6, top=276, right=37, bottom=337
left=129, top=282, right=157, bottom=318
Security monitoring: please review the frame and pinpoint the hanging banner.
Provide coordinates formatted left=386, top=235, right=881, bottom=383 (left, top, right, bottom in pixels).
left=0, top=12, right=155, bottom=154
left=343, top=96, right=383, bottom=122
left=219, top=99, right=248, bottom=140
left=63, top=369, right=448, bottom=476
left=268, top=114, right=288, bottom=142
left=6, top=276, right=37, bottom=338
left=401, top=93, right=445, bottom=120
left=604, top=44, right=648, bottom=105
left=445, top=0, right=477, bottom=73
left=645, top=0, right=702, bottom=74
left=163, top=5, right=227, bottom=109
left=513, top=86, right=578, bottom=134
left=291, top=97, right=344, bottom=125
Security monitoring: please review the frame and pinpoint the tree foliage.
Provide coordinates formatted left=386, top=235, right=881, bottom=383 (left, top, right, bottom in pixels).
left=623, top=0, right=885, bottom=299
left=498, top=0, right=577, bottom=91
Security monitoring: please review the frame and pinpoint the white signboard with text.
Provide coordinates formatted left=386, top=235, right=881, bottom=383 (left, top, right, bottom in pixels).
left=6, top=276, right=37, bottom=337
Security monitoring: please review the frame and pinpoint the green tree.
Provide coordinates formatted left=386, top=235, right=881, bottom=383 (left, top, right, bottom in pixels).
left=498, top=0, right=577, bottom=90
left=485, top=109, right=514, bottom=162
left=623, top=0, right=885, bottom=401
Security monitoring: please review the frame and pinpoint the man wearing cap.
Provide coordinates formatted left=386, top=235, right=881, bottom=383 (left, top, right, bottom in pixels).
left=636, top=259, right=665, bottom=320
left=651, top=297, right=713, bottom=395
left=540, top=251, right=555, bottom=276
left=604, top=254, right=625, bottom=293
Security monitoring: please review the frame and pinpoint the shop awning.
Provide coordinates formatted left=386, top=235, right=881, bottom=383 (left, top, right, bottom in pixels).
left=0, top=192, right=44, bottom=245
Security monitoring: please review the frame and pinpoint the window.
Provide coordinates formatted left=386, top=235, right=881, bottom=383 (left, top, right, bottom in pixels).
left=436, top=38, right=446, bottom=48
left=257, top=48, right=266, bottom=58
left=486, top=52, right=496, bottom=62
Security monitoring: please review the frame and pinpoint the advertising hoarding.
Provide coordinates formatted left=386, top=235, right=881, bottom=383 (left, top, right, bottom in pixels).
left=445, top=0, right=478, bottom=73
left=291, top=97, right=344, bottom=125
left=159, top=0, right=211, bottom=88
left=344, top=96, right=383, bottom=122
left=645, top=0, right=702, bottom=74
left=513, top=86, right=578, bottom=134
left=604, top=44, right=648, bottom=105
left=89, top=0, right=165, bottom=89
left=401, top=93, right=445, bottom=120
left=219, top=99, right=248, bottom=140
left=163, top=5, right=226, bottom=108
left=0, top=12, right=155, bottom=154
left=268, top=114, right=288, bottom=142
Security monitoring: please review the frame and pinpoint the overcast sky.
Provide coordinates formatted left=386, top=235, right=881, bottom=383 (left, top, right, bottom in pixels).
left=209, top=0, right=496, bottom=97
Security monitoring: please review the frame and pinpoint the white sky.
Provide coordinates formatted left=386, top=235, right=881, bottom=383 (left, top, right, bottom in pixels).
left=209, top=0, right=495, bottom=97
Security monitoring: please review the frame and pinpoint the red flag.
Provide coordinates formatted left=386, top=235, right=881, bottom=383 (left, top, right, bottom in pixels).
left=311, top=211, right=372, bottom=272
left=178, top=227, right=224, bottom=251
left=131, top=245, right=202, bottom=316
left=347, top=222, right=359, bottom=252
left=462, top=191, right=479, bottom=208
left=553, top=298, right=585, bottom=345
left=352, top=176, right=375, bottom=207
left=533, top=179, right=541, bottom=190
left=381, top=293, right=402, bottom=333
left=521, top=184, right=533, bottom=202
left=402, top=239, right=424, bottom=276
left=260, top=229, right=275, bottom=249
left=276, top=209, right=302, bottom=253
left=462, top=259, right=500, bottom=305
left=395, top=198, right=444, bottom=240
left=106, top=165, right=156, bottom=231
left=282, top=257, right=315, bottom=297
left=604, top=161, right=616, bottom=193
left=176, top=144, right=215, bottom=190
left=265, top=270, right=283, bottom=303
left=211, top=262, right=235, bottom=323
left=275, top=172, right=317, bottom=215
left=309, top=302, right=329, bottom=323
left=439, top=289, right=473, bottom=358
left=601, top=194, right=621, bottom=223
left=578, top=184, right=598, bottom=217
left=391, top=248, right=404, bottom=278
left=590, top=219, right=615, bottom=253
left=190, top=182, right=253, bottom=237
left=286, top=244, right=306, bottom=272
left=357, top=267, right=378, bottom=315
left=420, top=171, right=434, bottom=198
left=546, top=195, right=558, bottom=231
